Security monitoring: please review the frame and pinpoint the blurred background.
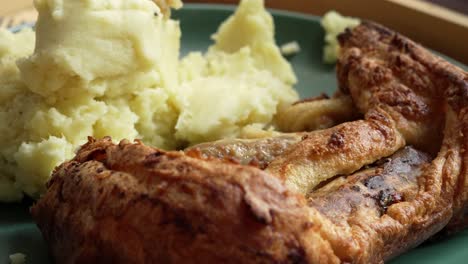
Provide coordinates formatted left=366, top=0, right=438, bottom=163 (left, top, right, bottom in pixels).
left=1, top=0, right=467, bottom=63
left=1, top=0, right=467, bottom=19
left=429, top=0, right=468, bottom=14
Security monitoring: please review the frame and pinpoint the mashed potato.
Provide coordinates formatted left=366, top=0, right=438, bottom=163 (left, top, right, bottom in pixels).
left=0, top=0, right=297, bottom=201
left=176, top=0, right=297, bottom=143
left=321, top=11, right=360, bottom=64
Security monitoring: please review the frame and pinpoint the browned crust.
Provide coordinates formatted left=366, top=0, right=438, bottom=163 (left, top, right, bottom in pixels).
left=31, top=22, right=467, bottom=264
left=31, top=135, right=459, bottom=263
left=276, top=95, right=361, bottom=133
left=309, top=146, right=433, bottom=261
left=32, top=137, right=340, bottom=264
left=338, top=21, right=467, bottom=112
left=309, top=146, right=432, bottom=220
left=336, top=21, right=468, bottom=260
left=338, top=21, right=467, bottom=147
left=267, top=108, right=406, bottom=194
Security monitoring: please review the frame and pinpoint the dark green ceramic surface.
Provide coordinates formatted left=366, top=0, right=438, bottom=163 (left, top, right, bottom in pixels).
left=1, top=4, right=467, bottom=263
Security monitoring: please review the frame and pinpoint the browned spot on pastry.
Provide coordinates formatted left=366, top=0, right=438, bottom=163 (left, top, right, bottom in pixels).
left=327, top=131, right=345, bottom=149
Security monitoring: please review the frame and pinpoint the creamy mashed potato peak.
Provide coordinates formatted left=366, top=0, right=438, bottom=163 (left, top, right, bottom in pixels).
left=0, top=0, right=298, bottom=201
left=211, top=0, right=296, bottom=85
left=20, top=0, right=171, bottom=99
left=176, top=0, right=298, bottom=144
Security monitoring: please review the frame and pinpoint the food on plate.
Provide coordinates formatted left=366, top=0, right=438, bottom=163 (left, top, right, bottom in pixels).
left=0, top=0, right=297, bottom=201
left=280, top=41, right=301, bottom=56
left=35, top=138, right=419, bottom=264
left=186, top=133, right=305, bottom=169
left=267, top=108, right=405, bottom=194
left=275, top=94, right=360, bottom=132
left=321, top=11, right=360, bottom=64
left=32, top=20, right=467, bottom=263
left=176, top=0, right=297, bottom=144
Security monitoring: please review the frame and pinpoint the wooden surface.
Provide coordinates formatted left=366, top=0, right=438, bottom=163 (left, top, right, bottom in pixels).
left=1, top=0, right=468, bottom=64
left=429, top=0, right=468, bottom=14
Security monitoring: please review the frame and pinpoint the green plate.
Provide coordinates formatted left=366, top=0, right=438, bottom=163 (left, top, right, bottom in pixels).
left=1, top=4, right=467, bottom=263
